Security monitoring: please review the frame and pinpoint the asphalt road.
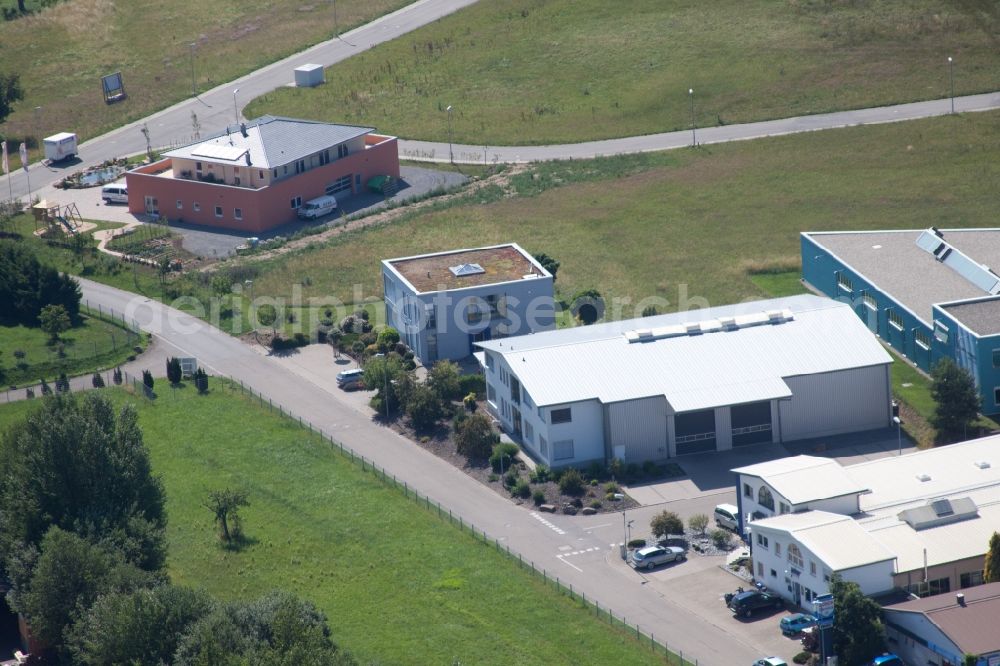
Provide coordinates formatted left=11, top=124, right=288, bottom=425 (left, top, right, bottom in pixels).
left=78, top=277, right=767, bottom=666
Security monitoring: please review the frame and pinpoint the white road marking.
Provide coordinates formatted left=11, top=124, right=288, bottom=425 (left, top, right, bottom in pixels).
left=530, top=511, right=566, bottom=535
left=557, top=555, right=583, bottom=572
left=586, top=522, right=614, bottom=529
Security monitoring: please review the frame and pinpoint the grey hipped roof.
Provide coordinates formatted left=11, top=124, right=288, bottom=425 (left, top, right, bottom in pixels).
left=164, top=116, right=375, bottom=169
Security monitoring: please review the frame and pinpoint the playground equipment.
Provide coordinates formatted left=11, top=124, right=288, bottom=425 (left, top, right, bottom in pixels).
left=31, top=200, right=85, bottom=235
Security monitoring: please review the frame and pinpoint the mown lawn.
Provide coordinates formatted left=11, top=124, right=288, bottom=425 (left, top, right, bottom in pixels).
left=242, top=110, right=1000, bottom=317
left=248, top=0, right=1000, bottom=145
left=0, top=387, right=673, bottom=665
left=0, top=0, right=408, bottom=160
left=0, top=312, right=139, bottom=387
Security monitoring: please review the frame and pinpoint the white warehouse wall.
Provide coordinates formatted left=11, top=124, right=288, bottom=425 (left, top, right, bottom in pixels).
left=779, top=365, right=890, bottom=441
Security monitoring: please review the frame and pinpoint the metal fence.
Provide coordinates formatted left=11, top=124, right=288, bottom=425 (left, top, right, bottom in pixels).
left=219, top=375, right=700, bottom=666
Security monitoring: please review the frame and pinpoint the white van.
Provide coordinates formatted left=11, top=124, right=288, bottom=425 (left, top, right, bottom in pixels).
left=101, top=184, right=128, bottom=204
left=714, top=503, right=739, bottom=531
left=336, top=368, right=364, bottom=390
left=297, top=194, right=338, bottom=220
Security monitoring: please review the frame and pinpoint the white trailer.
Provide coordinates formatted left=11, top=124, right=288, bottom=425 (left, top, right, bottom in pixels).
left=43, top=132, right=78, bottom=162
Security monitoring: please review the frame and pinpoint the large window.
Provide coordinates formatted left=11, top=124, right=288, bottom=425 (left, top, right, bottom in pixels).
left=551, top=408, right=572, bottom=425
left=787, top=544, right=804, bottom=569
left=837, top=273, right=853, bottom=293
left=862, top=292, right=877, bottom=310
left=993, top=349, right=1000, bottom=368
left=915, top=330, right=931, bottom=350
left=326, top=175, right=352, bottom=195
left=960, top=570, right=984, bottom=588
left=757, top=486, right=775, bottom=511
left=934, top=321, right=949, bottom=344
left=553, top=440, right=574, bottom=461
left=744, top=483, right=753, bottom=498
left=887, top=309, right=904, bottom=330
left=523, top=420, right=534, bottom=444
left=905, top=577, right=950, bottom=598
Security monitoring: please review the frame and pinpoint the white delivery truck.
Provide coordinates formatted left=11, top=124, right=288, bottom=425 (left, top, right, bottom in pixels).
left=296, top=194, right=338, bottom=220
left=43, top=132, right=78, bottom=162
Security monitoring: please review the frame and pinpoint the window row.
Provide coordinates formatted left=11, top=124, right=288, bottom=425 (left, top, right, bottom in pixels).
left=175, top=200, right=242, bottom=220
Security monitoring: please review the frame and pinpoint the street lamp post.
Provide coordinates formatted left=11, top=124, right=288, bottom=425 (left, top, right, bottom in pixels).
left=688, top=88, right=696, bottom=147
left=445, top=105, right=454, bottom=163
left=947, top=56, right=955, bottom=114
left=232, top=88, right=241, bottom=125
left=189, top=43, right=197, bottom=96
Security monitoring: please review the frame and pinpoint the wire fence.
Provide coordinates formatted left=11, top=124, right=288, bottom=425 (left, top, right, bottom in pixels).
left=215, top=375, right=700, bottom=666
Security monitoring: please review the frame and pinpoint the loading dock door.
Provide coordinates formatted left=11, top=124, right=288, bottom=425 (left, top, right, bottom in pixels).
left=674, top=409, right=716, bottom=455
left=731, top=401, right=773, bottom=447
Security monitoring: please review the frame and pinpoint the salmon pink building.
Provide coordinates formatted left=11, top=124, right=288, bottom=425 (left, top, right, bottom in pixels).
left=125, top=115, right=399, bottom=233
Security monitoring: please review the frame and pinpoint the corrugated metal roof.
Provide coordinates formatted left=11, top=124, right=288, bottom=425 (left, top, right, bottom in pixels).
left=480, top=295, right=891, bottom=410
left=884, top=581, right=1000, bottom=656
left=164, top=115, right=374, bottom=169
left=753, top=511, right=896, bottom=570
left=734, top=456, right=869, bottom=505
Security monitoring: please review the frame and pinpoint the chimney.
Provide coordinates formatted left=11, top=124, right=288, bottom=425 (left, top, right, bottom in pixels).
left=956, top=593, right=965, bottom=607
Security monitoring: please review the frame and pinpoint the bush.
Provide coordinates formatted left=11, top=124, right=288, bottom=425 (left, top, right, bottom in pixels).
left=529, top=464, right=551, bottom=484
left=642, top=460, right=657, bottom=476
left=112, top=367, right=122, bottom=385
left=570, top=498, right=583, bottom=508
left=792, top=652, right=812, bottom=665
left=532, top=489, right=546, bottom=505
left=627, top=539, right=646, bottom=549
left=350, top=340, right=365, bottom=356
left=490, top=442, right=519, bottom=473
left=651, top=511, right=684, bottom=540
left=406, top=384, right=443, bottom=430
left=91, top=373, right=105, bottom=388
left=451, top=408, right=469, bottom=431
left=558, top=468, right=584, bottom=495
left=604, top=481, right=619, bottom=494
left=428, top=360, right=462, bottom=401
left=463, top=392, right=477, bottom=411
left=456, top=413, right=499, bottom=461
left=608, top=457, right=624, bottom=480
left=194, top=367, right=209, bottom=394
left=503, top=467, right=519, bottom=489
left=604, top=492, right=621, bottom=502
left=25, top=387, right=34, bottom=399
left=376, top=326, right=400, bottom=350
left=457, top=373, right=485, bottom=398
left=710, top=529, right=732, bottom=550
left=488, top=473, right=499, bottom=482
left=625, top=463, right=641, bottom=480
left=586, top=461, right=606, bottom=480
left=589, top=499, right=602, bottom=509
left=511, top=479, right=531, bottom=499
left=166, top=357, right=182, bottom=384
left=142, top=370, right=154, bottom=390
left=359, top=331, right=377, bottom=346
left=689, top=513, right=709, bottom=535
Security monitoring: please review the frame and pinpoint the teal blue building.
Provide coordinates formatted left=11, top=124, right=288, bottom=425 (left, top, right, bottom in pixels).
left=802, top=228, right=1000, bottom=415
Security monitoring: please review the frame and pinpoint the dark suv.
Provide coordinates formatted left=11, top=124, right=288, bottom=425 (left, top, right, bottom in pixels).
left=728, top=590, right=783, bottom=618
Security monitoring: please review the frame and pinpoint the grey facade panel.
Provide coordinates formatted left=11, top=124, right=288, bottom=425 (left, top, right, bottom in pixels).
left=778, top=365, right=891, bottom=441
left=606, top=396, right=668, bottom=463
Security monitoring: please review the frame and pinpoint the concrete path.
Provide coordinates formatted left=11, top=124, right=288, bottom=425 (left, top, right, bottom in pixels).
left=399, top=91, right=1000, bottom=163
left=75, top=276, right=776, bottom=666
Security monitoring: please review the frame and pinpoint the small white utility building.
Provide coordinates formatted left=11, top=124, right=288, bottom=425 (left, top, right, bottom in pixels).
left=477, top=295, right=893, bottom=468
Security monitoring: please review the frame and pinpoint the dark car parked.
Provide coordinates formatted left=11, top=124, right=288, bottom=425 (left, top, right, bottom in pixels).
left=728, top=590, right=783, bottom=618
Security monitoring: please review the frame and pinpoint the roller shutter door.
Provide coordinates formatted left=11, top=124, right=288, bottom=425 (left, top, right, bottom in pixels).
left=607, top=397, right=667, bottom=463
left=674, top=409, right=716, bottom=455
left=731, top=401, right=772, bottom=447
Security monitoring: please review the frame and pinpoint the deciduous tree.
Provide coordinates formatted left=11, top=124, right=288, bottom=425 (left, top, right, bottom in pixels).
left=427, top=360, right=461, bottom=401
left=650, top=511, right=684, bottom=540
left=206, top=488, right=249, bottom=542
left=830, top=575, right=885, bottom=666
left=406, top=384, right=442, bottom=430
left=39, top=304, right=71, bottom=342
left=985, top=531, right=1000, bottom=583
left=455, top=412, right=496, bottom=461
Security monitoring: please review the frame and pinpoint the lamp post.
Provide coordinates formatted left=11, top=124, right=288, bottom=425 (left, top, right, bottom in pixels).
left=445, top=105, right=454, bottom=163
left=894, top=415, right=903, bottom=456
left=232, top=88, right=240, bottom=124
left=189, top=43, right=197, bottom=96
left=947, top=56, right=955, bottom=114
left=688, top=88, right=696, bottom=147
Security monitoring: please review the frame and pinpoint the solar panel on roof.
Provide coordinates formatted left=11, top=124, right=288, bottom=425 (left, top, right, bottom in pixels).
left=192, top=143, right=248, bottom=161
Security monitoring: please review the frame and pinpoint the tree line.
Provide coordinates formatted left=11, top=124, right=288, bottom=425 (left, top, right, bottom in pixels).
left=0, top=241, right=81, bottom=328
left=0, top=394, right=356, bottom=665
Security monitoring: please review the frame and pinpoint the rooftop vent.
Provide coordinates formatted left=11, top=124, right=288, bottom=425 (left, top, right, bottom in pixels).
left=684, top=322, right=703, bottom=335
left=930, top=498, right=954, bottom=517
left=957, top=593, right=966, bottom=607
left=718, top=316, right=737, bottom=330
left=449, top=263, right=485, bottom=277
left=974, top=461, right=992, bottom=470
left=916, top=228, right=1000, bottom=294
left=623, top=309, right=794, bottom=343
left=916, top=473, right=932, bottom=482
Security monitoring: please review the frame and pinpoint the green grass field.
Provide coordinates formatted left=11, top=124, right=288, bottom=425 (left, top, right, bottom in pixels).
left=0, top=311, right=139, bottom=386
left=240, top=110, right=1000, bottom=317
left=247, top=0, right=1000, bottom=145
left=0, top=0, right=408, bottom=160
left=0, top=387, right=675, bottom=665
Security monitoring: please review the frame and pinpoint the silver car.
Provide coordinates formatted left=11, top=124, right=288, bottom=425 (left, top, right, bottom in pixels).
left=629, top=545, right=686, bottom=570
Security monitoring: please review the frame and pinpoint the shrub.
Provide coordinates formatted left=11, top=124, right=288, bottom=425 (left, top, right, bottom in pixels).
left=56, top=372, right=70, bottom=393
left=457, top=373, right=485, bottom=399
left=604, top=481, right=619, bottom=494
left=642, top=460, right=657, bottom=476
left=689, top=513, right=709, bottom=535
left=511, top=479, right=531, bottom=499
left=463, top=392, right=478, bottom=411
left=558, top=468, right=584, bottom=495
left=194, top=367, right=209, bottom=394
left=40, top=378, right=52, bottom=395
left=651, top=511, right=684, bottom=540
left=625, top=463, right=641, bottom=480
left=586, top=461, right=606, bottom=480
left=166, top=356, right=182, bottom=384
left=451, top=408, right=469, bottom=431
left=25, top=387, right=34, bottom=399
left=570, top=498, right=583, bottom=508
left=710, top=529, right=732, bottom=550
left=589, top=499, right=602, bottom=509
left=456, top=413, right=498, bottom=461
left=112, top=367, right=122, bottom=385
left=627, top=539, right=646, bottom=549
left=377, top=326, right=400, bottom=350
left=589, top=479, right=598, bottom=486
left=359, top=331, right=377, bottom=346
left=792, top=652, right=812, bottom=665
left=350, top=340, right=365, bottom=355
left=141, top=370, right=154, bottom=390
left=91, top=373, right=104, bottom=388
left=428, top=360, right=462, bottom=401
left=489, top=442, right=519, bottom=473
left=529, top=464, right=551, bottom=484
left=488, top=473, right=499, bottom=482
left=503, top=467, right=519, bottom=489
left=605, top=492, right=621, bottom=502
left=608, top=457, right=624, bottom=480
left=406, top=384, right=443, bottom=430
